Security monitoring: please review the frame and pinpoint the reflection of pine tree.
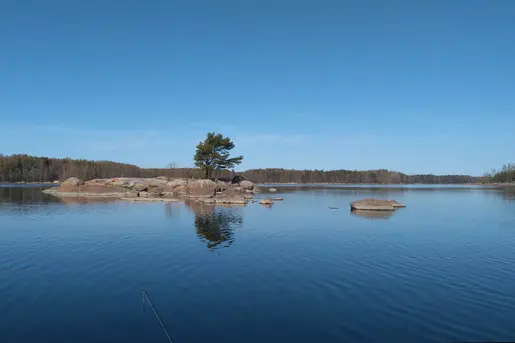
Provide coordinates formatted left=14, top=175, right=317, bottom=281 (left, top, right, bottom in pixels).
left=186, top=201, right=243, bottom=250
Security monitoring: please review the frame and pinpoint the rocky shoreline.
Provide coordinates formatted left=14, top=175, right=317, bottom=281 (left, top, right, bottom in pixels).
left=42, top=176, right=275, bottom=205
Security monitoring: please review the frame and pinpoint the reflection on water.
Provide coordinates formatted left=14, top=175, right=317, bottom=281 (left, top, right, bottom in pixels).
left=351, top=210, right=396, bottom=220
left=0, top=185, right=57, bottom=204
left=164, top=202, right=182, bottom=218
left=503, top=188, right=515, bottom=202
left=2, top=185, right=515, bottom=342
left=185, top=200, right=243, bottom=250
left=56, top=197, right=118, bottom=205
left=0, top=185, right=119, bottom=207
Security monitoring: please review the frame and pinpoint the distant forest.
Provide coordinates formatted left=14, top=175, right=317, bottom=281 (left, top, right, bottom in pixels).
left=0, top=154, right=494, bottom=184
left=488, top=164, right=515, bottom=183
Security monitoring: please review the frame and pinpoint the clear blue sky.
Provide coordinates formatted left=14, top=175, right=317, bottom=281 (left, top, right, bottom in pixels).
left=1, top=0, right=514, bottom=175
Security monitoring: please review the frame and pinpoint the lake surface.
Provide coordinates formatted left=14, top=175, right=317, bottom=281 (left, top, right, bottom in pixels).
left=1, top=185, right=515, bottom=343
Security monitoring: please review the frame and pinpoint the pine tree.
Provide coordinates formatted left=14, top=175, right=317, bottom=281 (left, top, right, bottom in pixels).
left=193, top=132, right=243, bottom=179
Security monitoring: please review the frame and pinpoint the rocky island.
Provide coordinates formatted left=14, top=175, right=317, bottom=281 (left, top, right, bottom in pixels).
left=43, top=176, right=260, bottom=205
left=350, top=199, right=406, bottom=211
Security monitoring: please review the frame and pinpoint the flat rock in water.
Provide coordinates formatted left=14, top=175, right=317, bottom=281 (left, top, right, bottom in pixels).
left=350, top=199, right=405, bottom=211
left=388, top=200, right=406, bottom=208
left=215, top=197, right=247, bottom=205
left=199, top=196, right=247, bottom=205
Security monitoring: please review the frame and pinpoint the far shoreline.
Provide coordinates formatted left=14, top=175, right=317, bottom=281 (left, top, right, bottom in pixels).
left=1, top=181, right=514, bottom=188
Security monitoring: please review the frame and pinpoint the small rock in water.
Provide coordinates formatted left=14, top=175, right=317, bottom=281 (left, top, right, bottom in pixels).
left=269, top=188, right=277, bottom=193
left=350, top=199, right=405, bottom=211
left=260, top=199, right=273, bottom=205
left=271, top=197, right=284, bottom=201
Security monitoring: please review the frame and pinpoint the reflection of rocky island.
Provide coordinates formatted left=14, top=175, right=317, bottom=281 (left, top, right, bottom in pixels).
left=351, top=210, right=395, bottom=220
left=185, top=200, right=243, bottom=250
left=0, top=186, right=58, bottom=204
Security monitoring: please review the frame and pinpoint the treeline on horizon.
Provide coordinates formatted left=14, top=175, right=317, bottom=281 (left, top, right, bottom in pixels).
left=0, top=154, right=509, bottom=184
left=487, top=163, right=515, bottom=183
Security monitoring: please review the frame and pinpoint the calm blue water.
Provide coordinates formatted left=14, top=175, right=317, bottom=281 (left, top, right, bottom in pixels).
left=1, top=185, right=515, bottom=343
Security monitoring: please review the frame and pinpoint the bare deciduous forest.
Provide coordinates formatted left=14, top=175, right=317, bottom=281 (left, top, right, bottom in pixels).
left=0, top=154, right=497, bottom=184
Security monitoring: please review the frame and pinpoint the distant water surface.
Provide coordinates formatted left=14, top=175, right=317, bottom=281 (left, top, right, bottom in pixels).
left=1, top=185, right=515, bottom=343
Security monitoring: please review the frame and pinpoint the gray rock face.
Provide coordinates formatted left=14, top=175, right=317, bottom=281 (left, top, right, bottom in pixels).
left=42, top=176, right=261, bottom=206
left=133, top=183, right=148, bottom=192
left=62, top=177, right=84, bottom=187
left=187, top=179, right=217, bottom=196
left=109, top=179, right=126, bottom=187
left=166, top=178, right=188, bottom=189
left=239, top=180, right=254, bottom=190
left=350, top=199, right=406, bottom=211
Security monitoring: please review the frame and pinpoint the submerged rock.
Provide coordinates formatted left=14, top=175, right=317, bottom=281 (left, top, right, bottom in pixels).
left=259, top=199, right=273, bottom=205
left=350, top=199, right=405, bottom=211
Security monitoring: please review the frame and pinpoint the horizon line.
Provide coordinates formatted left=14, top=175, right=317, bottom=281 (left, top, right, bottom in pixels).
left=0, top=153, right=482, bottom=177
